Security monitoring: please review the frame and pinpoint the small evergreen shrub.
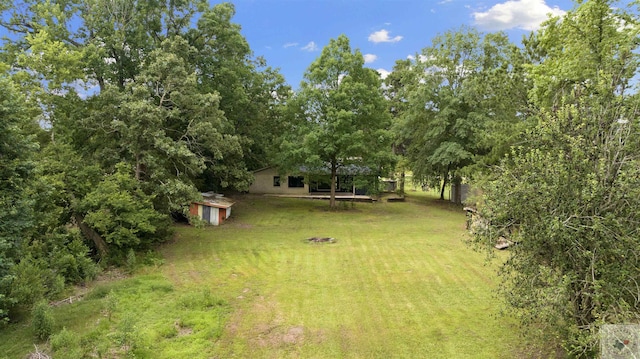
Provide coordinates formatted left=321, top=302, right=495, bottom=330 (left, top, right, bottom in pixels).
left=32, top=300, right=55, bottom=341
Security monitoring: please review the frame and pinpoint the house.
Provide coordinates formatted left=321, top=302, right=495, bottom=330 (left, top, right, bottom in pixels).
left=189, top=192, right=233, bottom=225
left=248, top=166, right=374, bottom=196
left=249, top=167, right=309, bottom=195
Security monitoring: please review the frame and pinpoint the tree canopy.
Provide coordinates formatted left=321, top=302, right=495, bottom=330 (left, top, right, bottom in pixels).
left=0, top=0, right=287, bottom=320
left=472, top=0, right=640, bottom=355
left=0, top=2, right=638, bottom=356
left=403, top=27, right=529, bottom=202
left=280, top=35, right=394, bottom=208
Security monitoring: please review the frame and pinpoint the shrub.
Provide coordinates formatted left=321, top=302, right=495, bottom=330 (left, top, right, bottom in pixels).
left=105, top=290, right=118, bottom=321
left=51, top=327, right=79, bottom=351
left=125, top=249, right=137, bottom=273
left=115, top=313, right=139, bottom=355
left=32, top=300, right=55, bottom=341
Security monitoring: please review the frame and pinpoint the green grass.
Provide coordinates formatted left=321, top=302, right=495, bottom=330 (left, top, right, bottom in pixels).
left=0, top=192, right=522, bottom=358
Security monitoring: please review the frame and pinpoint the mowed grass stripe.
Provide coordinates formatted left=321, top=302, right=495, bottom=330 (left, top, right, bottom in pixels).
left=165, top=195, right=518, bottom=358
left=164, top=194, right=518, bottom=358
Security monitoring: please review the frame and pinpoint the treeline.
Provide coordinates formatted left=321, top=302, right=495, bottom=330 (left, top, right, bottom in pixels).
left=1, top=0, right=638, bottom=356
left=0, top=0, right=289, bottom=321
left=380, top=1, right=639, bottom=356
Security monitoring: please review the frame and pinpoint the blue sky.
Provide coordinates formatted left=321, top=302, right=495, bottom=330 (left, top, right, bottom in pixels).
left=229, top=0, right=574, bottom=88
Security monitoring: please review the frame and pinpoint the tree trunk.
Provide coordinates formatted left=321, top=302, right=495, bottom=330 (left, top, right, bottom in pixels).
left=399, top=170, right=405, bottom=195
left=135, top=153, right=141, bottom=181
left=440, top=174, right=448, bottom=200
left=330, top=161, right=337, bottom=209
left=74, top=213, right=109, bottom=259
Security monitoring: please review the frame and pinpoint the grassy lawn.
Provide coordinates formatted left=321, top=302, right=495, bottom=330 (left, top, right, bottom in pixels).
left=0, top=192, right=522, bottom=358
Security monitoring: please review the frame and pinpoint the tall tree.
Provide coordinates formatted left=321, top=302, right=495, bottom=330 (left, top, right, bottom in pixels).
left=0, top=0, right=288, bottom=256
left=472, top=1, right=640, bottom=356
left=0, top=75, right=37, bottom=321
left=405, top=28, right=527, bottom=202
left=384, top=59, right=415, bottom=195
left=281, top=35, right=393, bottom=208
left=192, top=3, right=291, bottom=176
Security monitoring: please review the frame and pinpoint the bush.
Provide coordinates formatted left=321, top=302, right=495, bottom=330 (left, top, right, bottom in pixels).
left=10, top=258, right=47, bottom=306
left=115, top=313, right=139, bottom=355
left=32, top=300, right=55, bottom=341
left=51, top=327, right=79, bottom=351
left=105, top=290, right=118, bottom=321
left=125, top=249, right=137, bottom=273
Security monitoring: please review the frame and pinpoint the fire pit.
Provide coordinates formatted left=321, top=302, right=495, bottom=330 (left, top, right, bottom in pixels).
left=306, top=237, right=335, bottom=243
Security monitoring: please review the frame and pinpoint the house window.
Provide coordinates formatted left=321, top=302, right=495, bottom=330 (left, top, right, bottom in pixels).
left=273, top=176, right=280, bottom=187
left=288, top=176, right=305, bottom=188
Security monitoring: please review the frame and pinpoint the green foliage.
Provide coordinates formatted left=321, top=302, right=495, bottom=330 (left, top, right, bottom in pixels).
left=81, top=163, right=169, bottom=252
left=383, top=59, right=415, bottom=195
left=51, top=327, right=82, bottom=358
left=281, top=35, right=394, bottom=208
left=178, top=288, right=226, bottom=310
left=0, top=0, right=288, bottom=270
left=125, top=249, right=137, bottom=273
left=31, top=301, right=55, bottom=341
left=404, top=27, right=529, bottom=200
left=194, top=3, right=291, bottom=175
left=105, top=290, right=118, bottom=322
left=0, top=75, right=38, bottom=321
left=115, top=312, right=139, bottom=356
left=473, top=1, right=640, bottom=356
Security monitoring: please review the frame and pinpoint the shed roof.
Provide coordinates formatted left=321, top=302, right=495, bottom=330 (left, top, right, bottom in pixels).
left=194, top=192, right=234, bottom=208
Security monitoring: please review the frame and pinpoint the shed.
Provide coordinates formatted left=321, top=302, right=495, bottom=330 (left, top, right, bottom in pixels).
left=189, top=193, right=234, bottom=226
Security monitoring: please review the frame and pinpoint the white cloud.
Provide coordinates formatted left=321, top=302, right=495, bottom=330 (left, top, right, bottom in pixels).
left=377, top=68, right=391, bottom=79
left=407, top=54, right=429, bottom=62
left=473, top=0, right=565, bottom=31
left=283, top=42, right=298, bottom=48
left=301, top=41, right=318, bottom=52
left=368, top=29, right=403, bottom=43
left=363, top=54, right=377, bottom=64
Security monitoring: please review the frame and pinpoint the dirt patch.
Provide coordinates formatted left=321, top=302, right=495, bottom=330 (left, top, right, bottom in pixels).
left=178, top=326, right=193, bottom=336
left=283, top=326, right=305, bottom=344
left=253, top=325, right=307, bottom=347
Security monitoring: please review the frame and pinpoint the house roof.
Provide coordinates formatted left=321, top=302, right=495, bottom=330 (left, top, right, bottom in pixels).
left=252, top=166, right=274, bottom=174
left=252, top=164, right=375, bottom=176
left=300, top=164, right=374, bottom=175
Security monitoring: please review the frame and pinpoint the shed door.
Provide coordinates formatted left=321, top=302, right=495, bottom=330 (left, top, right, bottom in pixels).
left=202, top=205, right=211, bottom=223
left=218, top=208, right=226, bottom=224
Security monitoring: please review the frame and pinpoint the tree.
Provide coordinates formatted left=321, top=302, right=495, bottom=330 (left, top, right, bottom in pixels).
left=281, top=35, right=393, bottom=208
left=81, top=163, right=168, bottom=252
left=0, top=0, right=288, bottom=256
left=404, top=28, right=527, bottom=202
left=0, top=0, right=286, bottom=195
left=384, top=59, right=415, bottom=195
left=472, top=1, right=640, bottom=355
left=0, top=75, right=38, bottom=321
left=192, top=3, right=291, bottom=176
